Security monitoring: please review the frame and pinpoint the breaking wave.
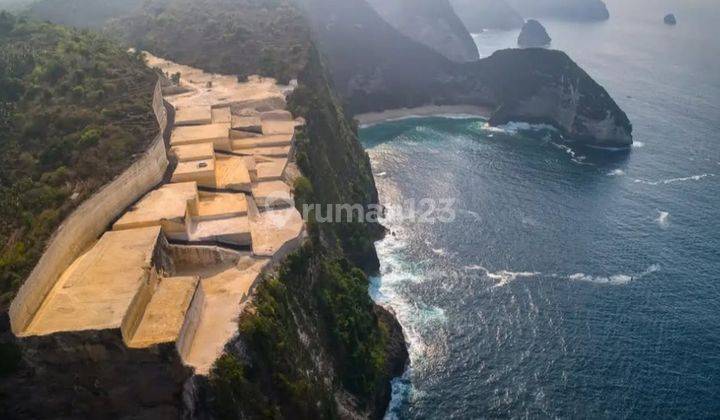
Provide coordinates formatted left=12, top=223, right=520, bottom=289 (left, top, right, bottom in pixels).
left=656, top=211, right=670, bottom=228
left=464, top=264, right=661, bottom=287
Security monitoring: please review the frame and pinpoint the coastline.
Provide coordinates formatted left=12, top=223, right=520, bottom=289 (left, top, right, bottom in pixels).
left=354, top=104, right=492, bottom=127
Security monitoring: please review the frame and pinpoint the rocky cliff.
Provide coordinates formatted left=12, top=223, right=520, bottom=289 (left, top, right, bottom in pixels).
left=298, top=0, right=632, bottom=146
left=518, top=19, right=551, bottom=47
left=450, top=0, right=525, bottom=31
left=366, top=0, right=479, bottom=62
left=7, top=1, right=407, bottom=418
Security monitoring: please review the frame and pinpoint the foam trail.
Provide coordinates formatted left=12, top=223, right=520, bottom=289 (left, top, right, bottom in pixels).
left=465, top=264, right=661, bottom=287
left=464, top=264, right=541, bottom=288
left=632, top=141, right=645, bottom=148
left=550, top=142, right=592, bottom=165
left=566, top=264, right=661, bottom=285
left=607, top=169, right=625, bottom=176
left=634, top=173, right=715, bottom=185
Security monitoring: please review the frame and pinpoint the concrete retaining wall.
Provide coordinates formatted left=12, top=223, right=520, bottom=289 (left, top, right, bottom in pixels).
left=9, top=80, right=171, bottom=335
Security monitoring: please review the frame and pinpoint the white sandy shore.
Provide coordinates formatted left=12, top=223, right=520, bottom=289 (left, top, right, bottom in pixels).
left=354, top=105, right=492, bottom=127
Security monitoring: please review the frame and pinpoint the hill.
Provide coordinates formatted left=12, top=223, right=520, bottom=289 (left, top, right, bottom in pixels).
left=297, top=0, right=632, bottom=146
left=366, top=0, right=479, bottom=62
left=0, top=12, right=158, bottom=308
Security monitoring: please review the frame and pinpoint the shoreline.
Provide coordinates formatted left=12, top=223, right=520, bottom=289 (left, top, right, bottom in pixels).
left=354, top=105, right=492, bottom=127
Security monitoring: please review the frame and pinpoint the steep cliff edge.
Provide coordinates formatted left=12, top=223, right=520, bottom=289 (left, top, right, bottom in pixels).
left=5, top=0, right=407, bottom=417
left=366, top=0, right=480, bottom=62
left=298, top=0, right=632, bottom=146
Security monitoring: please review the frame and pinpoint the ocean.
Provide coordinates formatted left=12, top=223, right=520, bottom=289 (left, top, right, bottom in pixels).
left=361, top=0, right=720, bottom=417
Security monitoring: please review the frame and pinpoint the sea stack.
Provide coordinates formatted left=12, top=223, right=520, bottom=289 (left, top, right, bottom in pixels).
left=664, top=14, right=677, bottom=25
left=518, top=19, right=551, bottom=47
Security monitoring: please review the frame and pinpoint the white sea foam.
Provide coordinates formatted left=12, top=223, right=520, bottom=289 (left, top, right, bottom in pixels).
left=463, top=265, right=541, bottom=288
left=634, top=173, right=715, bottom=185
left=632, top=141, right=645, bottom=148
left=498, top=121, right=558, bottom=133
left=431, top=248, right=447, bottom=256
left=566, top=264, right=661, bottom=285
left=550, top=142, right=593, bottom=165
left=567, top=273, right=633, bottom=285
left=656, top=211, right=670, bottom=228
left=372, top=232, right=448, bottom=368
left=607, top=169, right=626, bottom=176
left=376, top=171, right=387, bottom=177
left=464, top=263, right=661, bottom=287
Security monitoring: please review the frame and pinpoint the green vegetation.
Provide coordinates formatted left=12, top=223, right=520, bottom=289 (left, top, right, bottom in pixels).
left=108, top=0, right=312, bottom=84
left=209, top=244, right=388, bottom=419
left=0, top=12, right=158, bottom=307
left=289, top=49, right=383, bottom=271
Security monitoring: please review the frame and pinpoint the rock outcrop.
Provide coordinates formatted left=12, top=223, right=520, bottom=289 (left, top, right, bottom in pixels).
left=508, top=0, right=610, bottom=21
left=298, top=0, right=632, bottom=147
left=664, top=14, right=677, bottom=25
left=450, top=0, right=525, bottom=31
left=518, top=19, right=551, bottom=47
left=366, top=0, right=479, bottom=62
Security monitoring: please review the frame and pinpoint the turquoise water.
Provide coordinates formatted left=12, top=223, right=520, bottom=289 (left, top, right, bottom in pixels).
left=362, top=1, right=720, bottom=417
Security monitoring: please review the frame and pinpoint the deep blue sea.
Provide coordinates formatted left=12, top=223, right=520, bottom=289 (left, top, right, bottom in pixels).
left=361, top=1, right=720, bottom=418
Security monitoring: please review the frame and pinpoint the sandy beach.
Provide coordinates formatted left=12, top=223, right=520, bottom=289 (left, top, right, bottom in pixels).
left=354, top=105, right=492, bottom=127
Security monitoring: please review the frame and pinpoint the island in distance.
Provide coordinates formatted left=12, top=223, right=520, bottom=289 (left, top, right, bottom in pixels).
left=518, top=19, right=552, bottom=47
left=664, top=13, right=677, bottom=25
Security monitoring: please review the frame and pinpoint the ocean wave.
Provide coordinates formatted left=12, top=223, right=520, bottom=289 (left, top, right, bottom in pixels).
left=632, top=141, right=645, bottom=148
left=463, top=265, right=541, bottom=288
left=656, top=211, right=670, bottom=228
left=384, top=373, right=412, bottom=420
left=498, top=121, right=558, bottom=133
left=550, top=142, right=593, bottom=166
left=634, top=173, right=715, bottom=185
left=464, top=264, right=661, bottom=287
left=607, top=169, right=626, bottom=176
left=372, top=233, right=448, bottom=367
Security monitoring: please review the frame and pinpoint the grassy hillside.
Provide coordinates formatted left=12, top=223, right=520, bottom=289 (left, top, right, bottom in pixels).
left=0, top=12, right=158, bottom=307
left=108, top=0, right=312, bottom=84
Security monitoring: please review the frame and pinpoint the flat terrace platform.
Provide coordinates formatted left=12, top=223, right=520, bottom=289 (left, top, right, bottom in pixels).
left=171, top=123, right=231, bottom=151
left=23, top=227, right=162, bottom=337
left=113, top=182, right=198, bottom=233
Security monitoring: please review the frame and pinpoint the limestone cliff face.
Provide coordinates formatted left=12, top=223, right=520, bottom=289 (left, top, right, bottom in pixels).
left=456, top=49, right=632, bottom=146
left=298, top=0, right=632, bottom=147
left=450, top=0, right=525, bottom=31
left=518, top=19, right=552, bottom=47
left=366, top=0, right=479, bottom=62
